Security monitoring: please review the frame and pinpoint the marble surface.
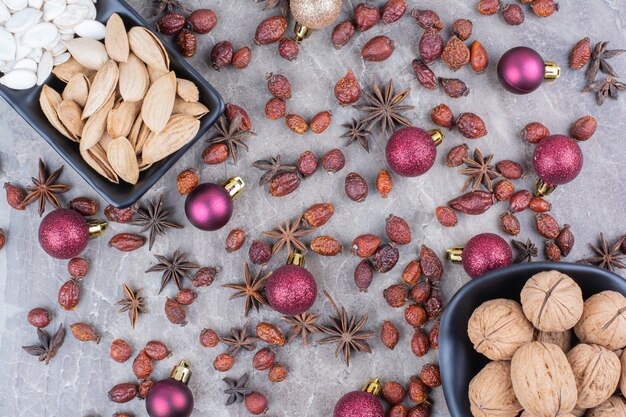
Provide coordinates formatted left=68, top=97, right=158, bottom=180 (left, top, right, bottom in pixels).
left=1, top=0, right=626, bottom=416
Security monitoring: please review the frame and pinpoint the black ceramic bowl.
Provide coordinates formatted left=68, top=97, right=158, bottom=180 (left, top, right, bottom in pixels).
left=0, top=0, right=224, bottom=208
left=439, top=262, right=626, bottom=417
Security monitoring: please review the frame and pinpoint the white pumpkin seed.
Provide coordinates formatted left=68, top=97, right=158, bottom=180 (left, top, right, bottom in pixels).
left=52, top=51, right=69, bottom=65
left=73, top=19, right=104, bottom=39
left=0, top=28, right=16, bottom=61
left=63, top=37, right=107, bottom=69
left=0, top=2, right=11, bottom=23
left=36, top=50, right=52, bottom=84
left=5, top=7, right=42, bottom=33
left=42, top=0, right=65, bottom=22
left=49, top=39, right=66, bottom=56
left=0, top=68, right=36, bottom=89
left=22, top=22, right=58, bottom=48
left=3, top=0, right=28, bottom=12
left=75, top=0, right=94, bottom=20
left=27, top=0, right=42, bottom=9
left=26, top=46, right=42, bottom=62
left=13, top=57, right=37, bottom=71
left=2, top=60, right=15, bottom=72
left=52, top=4, right=86, bottom=28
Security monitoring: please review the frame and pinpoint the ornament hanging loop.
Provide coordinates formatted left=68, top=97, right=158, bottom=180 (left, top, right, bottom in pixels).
left=294, top=22, right=312, bottom=42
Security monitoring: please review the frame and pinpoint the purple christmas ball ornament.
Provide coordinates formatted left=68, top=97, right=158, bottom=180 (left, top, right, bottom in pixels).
left=266, top=251, right=317, bottom=316
left=146, top=361, right=194, bottom=417
left=497, top=46, right=560, bottom=94
left=184, top=177, right=244, bottom=231
left=385, top=127, right=444, bottom=177
left=38, top=208, right=106, bottom=259
left=447, top=233, right=513, bottom=279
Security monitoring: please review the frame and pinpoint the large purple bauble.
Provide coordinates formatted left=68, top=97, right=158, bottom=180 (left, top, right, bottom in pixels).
left=533, top=134, right=583, bottom=186
left=266, top=264, right=317, bottom=315
left=184, top=183, right=233, bottom=231
left=333, top=391, right=384, bottom=417
left=146, top=379, right=194, bottom=417
left=38, top=208, right=89, bottom=259
left=463, top=233, right=512, bottom=279
left=497, top=46, right=545, bottom=94
left=385, top=127, right=437, bottom=177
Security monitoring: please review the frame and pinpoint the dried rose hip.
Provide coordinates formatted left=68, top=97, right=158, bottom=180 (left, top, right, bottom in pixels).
left=232, top=46, right=252, bottom=69
left=164, top=298, right=187, bottom=326
left=452, top=19, right=472, bottom=41
left=381, top=320, right=400, bottom=349
left=193, top=266, right=219, bottom=287
left=407, top=376, right=429, bottom=404
left=268, top=363, right=288, bottom=383
left=500, top=212, right=520, bottom=236
left=70, top=322, right=100, bottom=343
left=269, top=172, right=300, bottom=196
left=108, top=233, right=146, bottom=252
left=133, top=350, right=154, bottom=379
left=256, top=322, right=286, bottom=346
left=245, top=392, right=268, bottom=415
left=278, top=37, right=299, bottom=61
left=214, top=353, right=235, bottom=371
left=322, top=149, right=345, bottom=173
left=345, top=172, right=368, bottom=202
left=501, top=4, right=525, bottom=25
left=225, top=228, right=246, bottom=252
left=435, top=206, right=458, bottom=227
left=449, top=191, right=495, bottom=215
left=69, top=197, right=98, bottom=216
left=470, top=40, right=489, bottom=72
left=177, top=29, right=197, bottom=57
left=399, top=260, right=420, bottom=286
left=145, top=340, right=171, bottom=360
left=352, top=234, right=381, bottom=258
left=285, top=114, right=308, bottom=134
left=521, top=122, right=550, bottom=144
left=571, top=115, right=597, bottom=141
left=382, top=380, right=405, bottom=405
left=439, top=77, right=469, bottom=98
left=411, top=280, right=431, bottom=304
left=335, top=70, right=361, bottom=105
left=249, top=240, right=272, bottom=264
left=332, top=20, right=355, bottom=50
left=412, top=59, right=437, bottom=90
left=569, top=37, right=591, bottom=70
left=409, top=404, right=432, bottom=417
left=226, top=103, right=252, bottom=131
left=297, top=151, right=318, bottom=178
left=110, top=339, right=133, bottom=363
left=27, top=307, right=51, bottom=328
left=496, top=160, right=523, bottom=179
left=420, top=364, right=441, bottom=388
left=456, top=112, right=487, bottom=138
left=68, top=257, right=89, bottom=278
left=354, top=3, right=380, bottom=31
left=531, top=0, right=559, bottom=17
left=477, top=0, right=501, bottom=15
left=429, top=323, right=440, bottom=349
left=388, top=405, right=408, bottom=417
left=442, top=36, right=470, bottom=69
left=361, top=35, right=396, bottom=62
left=58, top=279, right=80, bottom=310
left=410, top=9, right=444, bottom=30
left=264, top=98, right=287, bottom=120
left=431, top=103, right=453, bottom=129
left=3, top=182, right=25, bottom=210
left=420, top=245, right=443, bottom=282
left=303, top=203, right=334, bottom=227
left=384, top=284, right=407, bottom=308
left=176, top=288, right=197, bottom=305
left=253, top=347, right=276, bottom=370
left=200, top=328, right=220, bottom=347
left=189, top=9, right=217, bottom=34
left=411, top=328, right=429, bottom=357
left=509, top=190, right=531, bottom=212
left=255, top=15, right=287, bottom=45
left=419, top=28, right=443, bottom=64
left=494, top=179, right=514, bottom=201
left=545, top=240, right=561, bottom=262
left=535, top=213, right=560, bottom=239
left=405, top=304, right=427, bottom=327
left=310, top=236, right=342, bottom=256
left=381, top=0, right=406, bottom=24
left=376, top=170, right=393, bottom=198
left=155, top=13, right=186, bottom=35
left=529, top=197, right=551, bottom=212
left=0, top=229, right=6, bottom=250
left=138, top=379, right=154, bottom=399
left=310, top=111, right=332, bottom=134
left=354, top=258, right=374, bottom=291
left=176, top=168, right=199, bottom=195
left=386, top=214, right=411, bottom=245
left=108, top=383, right=138, bottom=403
left=555, top=224, right=574, bottom=256
left=446, top=144, right=469, bottom=167
left=210, top=40, right=233, bottom=70
left=372, top=243, right=399, bottom=273
left=203, top=144, right=229, bottom=165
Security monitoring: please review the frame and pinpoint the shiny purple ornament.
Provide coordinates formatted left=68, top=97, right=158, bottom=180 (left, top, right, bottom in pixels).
left=184, top=177, right=244, bottom=231
left=333, top=391, right=384, bottom=417
left=497, top=46, right=560, bottom=94
left=461, top=233, right=512, bottom=279
left=266, top=253, right=317, bottom=315
left=38, top=208, right=89, bottom=259
left=533, top=134, right=583, bottom=186
left=385, top=127, right=444, bottom=177
left=146, top=360, right=194, bottom=417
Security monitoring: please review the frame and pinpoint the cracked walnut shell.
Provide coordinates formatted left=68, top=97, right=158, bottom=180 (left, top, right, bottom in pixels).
left=469, top=361, right=522, bottom=417
left=574, top=290, right=626, bottom=350
left=468, top=299, right=534, bottom=360
left=520, top=270, right=583, bottom=332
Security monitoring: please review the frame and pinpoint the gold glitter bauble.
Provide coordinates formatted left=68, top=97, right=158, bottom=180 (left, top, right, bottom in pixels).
left=291, top=0, right=342, bottom=29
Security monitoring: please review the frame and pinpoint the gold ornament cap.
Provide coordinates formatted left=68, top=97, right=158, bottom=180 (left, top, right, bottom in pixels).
left=88, top=220, right=107, bottom=238
left=222, top=177, right=245, bottom=200
left=428, top=129, right=445, bottom=146
left=362, top=378, right=382, bottom=396
left=293, top=22, right=312, bottom=43
left=446, top=246, right=464, bottom=263
left=287, top=249, right=305, bottom=267
left=535, top=179, right=556, bottom=197
left=543, top=62, right=561, bottom=80
left=170, top=360, right=192, bottom=384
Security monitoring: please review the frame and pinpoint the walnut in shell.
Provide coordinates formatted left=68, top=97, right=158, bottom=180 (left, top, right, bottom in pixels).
left=586, top=395, right=626, bottom=417
left=566, top=343, right=621, bottom=409
left=574, top=290, right=626, bottom=350
left=620, top=350, right=626, bottom=397
left=511, top=342, right=577, bottom=417
left=533, top=329, right=573, bottom=353
left=468, top=361, right=523, bottom=417
left=468, top=299, right=534, bottom=360
left=520, top=270, right=583, bottom=332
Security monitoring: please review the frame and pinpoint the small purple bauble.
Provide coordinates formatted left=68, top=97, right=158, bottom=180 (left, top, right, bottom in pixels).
left=533, top=134, right=583, bottom=186
left=185, top=183, right=233, bottom=231
left=146, top=379, right=194, bottom=417
left=385, top=127, right=437, bottom=177
left=333, top=391, right=384, bottom=417
left=497, top=46, right=545, bottom=94
left=463, top=233, right=512, bottom=279
left=266, top=264, right=317, bottom=315
left=38, top=208, right=89, bottom=259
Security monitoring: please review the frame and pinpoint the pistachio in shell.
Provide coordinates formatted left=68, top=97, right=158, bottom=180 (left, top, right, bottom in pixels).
left=468, top=361, right=522, bottom=417
left=574, top=290, right=626, bottom=350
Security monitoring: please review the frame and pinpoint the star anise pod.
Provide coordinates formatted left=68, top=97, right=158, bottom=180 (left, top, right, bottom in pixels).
left=459, top=148, right=500, bottom=192
left=282, top=312, right=320, bottom=347
left=206, top=114, right=256, bottom=165
left=254, top=0, right=289, bottom=16
left=341, top=118, right=372, bottom=152
left=354, top=80, right=414, bottom=137
left=581, top=233, right=626, bottom=272
left=130, top=194, right=182, bottom=250
left=222, top=262, right=270, bottom=317
left=22, top=325, right=65, bottom=365
left=223, top=373, right=252, bottom=405
left=582, top=76, right=626, bottom=105
left=116, top=283, right=146, bottom=329
left=153, top=0, right=189, bottom=15
left=512, top=238, right=538, bottom=263
left=22, top=159, right=70, bottom=216
left=220, top=326, right=259, bottom=355
left=317, top=291, right=375, bottom=367
left=146, top=250, right=199, bottom=294
left=586, top=41, right=625, bottom=82
left=252, top=155, right=297, bottom=186
left=263, top=214, right=314, bottom=255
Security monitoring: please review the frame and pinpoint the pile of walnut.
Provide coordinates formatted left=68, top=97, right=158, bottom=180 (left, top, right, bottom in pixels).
left=467, top=270, right=626, bottom=417
left=40, top=13, right=208, bottom=185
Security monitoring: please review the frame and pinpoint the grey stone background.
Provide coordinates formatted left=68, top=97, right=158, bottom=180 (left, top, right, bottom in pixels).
left=1, top=0, right=626, bottom=416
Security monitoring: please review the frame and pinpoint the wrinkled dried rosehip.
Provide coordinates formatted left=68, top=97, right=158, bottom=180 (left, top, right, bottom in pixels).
left=501, top=4, right=525, bottom=25
left=245, top=392, right=268, bottom=415
left=477, top=0, right=501, bottom=15
left=529, top=197, right=551, bottom=212
left=469, top=40, right=489, bottom=73
left=354, top=258, right=374, bottom=291
left=456, top=112, right=486, bottom=138
left=429, top=323, right=439, bottom=349
left=108, top=233, right=146, bottom=252
left=27, top=307, right=51, bottom=328
left=69, top=197, right=98, bottom=216
left=500, top=212, right=520, bottom=236
left=351, top=234, right=381, bottom=258
left=545, top=240, right=561, bottom=262
left=193, top=266, right=219, bottom=287
left=570, top=37, right=591, bottom=70
left=249, top=240, right=272, bottom=264
left=226, top=103, right=252, bottom=131
left=68, top=257, right=89, bottom=278
left=70, top=322, right=100, bottom=343
left=203, top=144, right=229, bottom=165
left=531, top=0, right=559, bottom=17
left=354, top=3, right=380, bottom=32
left=58, top=279, right=80, bottom=310
left=164, top=297, right=187, bottom=326
left=571, top=115, right=597, bottom=141
left=297, top=151, right=318, bottom=178
left=409, top=403, right=432, bottom=417
left=144, top=340, right=171, bottom=361
left=310, top=236, right=342, bottom=256
left=439, top=77, right=469, bottom=98
left=264, top=98, right=286, bottom=120
left=381, top=0, right=406, bottom=24
left=176, top=288, right=197, bottom=305
left=419, top=28, right=443, bottom=64
left=555, top=224, right=574, bottom=256
left=177, top=29, right=196, bottom=57
left=446, top=144, right=468, bottom=167
left=225, top=229, right=245, bottom=253
left=389, top=405, right=408, bottom=417
left=285, top=114, right=308, bottom=134
left=376, top=170, right=393, bottom=198
left=255, top=15, right=287, bottom=45
left=269, top=172, right=300, bottom=196
left=401, top=259, right=421, bottom=286
left=189, top=9, right=217, bottom=34
left=372, top=243, right=400, bottom=273
left=411, top=328, right=429, bottom=357
left=442, top=36, right=470, bottom=70
left=4, top=182, right=25, bottom=210
left=429, top=105, right=453, bottom=130
left=104, top=205, right=134, bottom=223
left=108, top=383, right=138, bottom=403
left=176, top=168, right=199, bottom=195
left=155, top=13, right=186, bottom=35
left=278, top=37, right=299, bottom=61
left=496, top=160, right=523, bottom=179
left=232, top=46, right=252, bottom=69
left=494, top=179, right=514, bottom=201
left=138, top=378, right=154, bottom=400
left=449, top=191, right=495, bottom=215
left=435, top=206, right=458, bottom=227
left=412, top=59, right=437, bottom=90
left=405, top=304, right=427, bottom=327
left=407, top=376, right=429, bottom=404
left=384, top=284, right=407, bottom=308
left=210, top=40, right=233, bottom=70
left=535, top=213, right=560, bottom=239
left=253, top=347, right=276, bottom=371
left=133, top=350, right=154, bottom=379
left=310, top=111, right=332, bottom=134
left=386, top=214, right=411, bottom=245
left=424, top=290, right=444, bottom=320
left=381, top=320, right=400, bottom=349
left=362, top=35, right=396, bottom=62
left=199, top=328, right=220, bottom=347
left=420, top=364, right=441, bottom=388
left=303, top=203, right=334, bottom=227
left=410, top=9, right=444, bottom=30
left=521, top=122, right=550, bottom=144
left=420, top=245, right=443, bottom=282
left=256, top=322, right=286, bottom=346
left=268, top=363, right=288, bottom=382
left=345, top=172, right=368, bottom=202
left=452, top=19, right=472, bottom=41
left=110, top=339, right=133, bottom=363
left=335, top=70, right=361, bottom=105
left=382, top=381, right=406, bottom=405
left=509, top=190, right=531, bottom=212
left=411, top=280, right=432, bottom=304
left=214, top=353, right=235, bottom=371
left=332, top=20, right=355, bottom=49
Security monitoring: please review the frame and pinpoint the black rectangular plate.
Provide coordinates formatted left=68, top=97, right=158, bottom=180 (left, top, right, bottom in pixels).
left=0, top=0, right=224, bottom=208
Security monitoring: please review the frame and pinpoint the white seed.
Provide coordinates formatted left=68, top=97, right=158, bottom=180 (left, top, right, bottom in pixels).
left=14, top=33, right=33, bottom=60
left=0, top=68, right=36, bottom=89
left=52, top=51, right=69, bottom=65
left=14, top=57, right=37, bottom=71
left=52, top=4, right=86, bottom=28
left=0, top=60, right=5, bottom=71
left=49, top=39, right=66, bottom=56
left=22, top=21, right=58, bottom=48
left=5, top=7, right=42, bottom=33
left=42, top=0, right=65, bottom=21
left=36, top=50, right=52, bottom=84
left=27, top=0, right=42, bottom=9
left=26, top=46, right=42, bottom=61
left=73, top=19, right=104, bottom=39
left=0, top=1, right=11, bottom=23
left=2, top=60, right=15, bottom=72
left=75, top=0, right=93, bottom=19
left=59, top=31, right=73, bottom=40
left=0, top=27, right=16, bottom=61
left=3, top=0, right=28, bottom=12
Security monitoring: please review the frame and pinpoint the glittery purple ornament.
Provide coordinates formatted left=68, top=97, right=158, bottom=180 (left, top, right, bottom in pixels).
left=38, top=208, right=89, bottom=259
left=333, top=391, right=384, bottom=417
left=462, top=233, right=512, bottom=279
left=385, top=127, right=441, bottom=177
left=184, top=177, right=244, bottom=231
left=533, top=134, right=583, bottom=186
left=266, top=264, right=317, bottom=316
left=146, top=361, right=194, bottom=417
left=497, top=47, right=559, bottom=94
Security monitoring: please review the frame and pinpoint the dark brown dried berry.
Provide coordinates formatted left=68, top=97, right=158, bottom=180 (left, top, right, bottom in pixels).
left=164, top=297, right=187, bottom=326
left=411, top=280, right=431, bottom=304
left=431, top=104, right=454, bottom=129
left=446, top=144, right=469, bottom=167
left=389, top=405, right=409, bottom=417
left=110, top=339, right=132, bottom=363
left=386, top=214, right=411, bottom=245
left=108, top=233, right=146, bottom=252
left=442, top=36, right=470, bottom=70
left=555, top=224, right=575, bottom=257
left=269, top=172, right=300, bottom=196
left=192, top=266, right=219, bottom=287
left=176, top=29, right=196, bottom=57
left=412, top=59, right=437, bottom=90
left=297, top=151, right=318, bottom=178
left=456, top=112, right=487, bottom=138
left=439, top=77, right=469, bottom=98
left=249, top=240, right=272, bottom=264
left=322, top=149, right=346, bottom=173
left=449, top=191, right=495, bottom=215
left=332, top=20, right=355, bottom=50
left=176, top=168, right=199, bottom=195
left=531, top=0, right=559, bottom=17
left=496, top=160, right=523, bottom=179
left=351, top=234, right=381, bottom=257
left=407, top=376, right=429, bottom=404
left=354, top=3, right=380, bottom=32
left=58, top=279, right=80, bottom=310
left=435, top=206, right=458, bottom=227
left=199, top=328, right=220, bottom=347
left=410, top=9, right=444, bottom=30
left=411, top=329, right=429, bottom=357
left=382, top=381, right=406, bottom=405
left=419, top=28, right=443, bottom=64
left=529, top=197, right=551, bottom=212
left=545, top=240, right=561, bottom=261
left=424, top=290, right=444, bottom=320
left=68, top=257, right=89, bottom=278
left=470, top=40, right=489, bottom=73
left=303, top=203, right=334, bottom=227
left=27, top=307, right=51, bottom=328
left=264, top=98, right=287, bottom=120
left=381, top=0, right=406, bottom=24
left=245, top=392, right=268, bottom=415
left=345, top=172, right=368, bottom=202
left=420, top=364, right=441, bottom=388
left=354, top=258, right=374, bottom=291
left=210, top=40, right=233, bottom=70
left=213, top=353, right=235, bottom=371
left=521, top=122, right=550, bottom=144
left=188, top=9, right=217, bottom=34
left=310, top=236, right=342, bottom=256
left=202, top=144, right=229, bottom=165
left=381, top=320, right=400, bottom=350
left=255, top=15, right=287, bottom=45
left=429, top=323, right=439, bottom=349
left=69, top=197, right=98, bottom=216
left=371, top=243, right=399, bottom=273
left=401, top=259, right=421, bottom=285
left=493, top=179, right=515, bottom=201
left=335, top=70, right=361, bottom=106
left=501, top=4, right=525, bottom=25
left=132, top=350, right=154, bottom=379
left=409, top=403, right=432, bottom=417
left=225, top=229, right=246, bottom=253
left=452, top=19, right=472, bottom=41
left=361, top=35, right=396, bottom=62
left=500, top=212, right=520, bottom=236
left=509, top=190, right=531, bottom=212
left=278, top=37, right=299, bottom=61
left=285, top=114, right=308, bottom=134
left=570, top=37, right=591, bottom=70
left=138, top=378, right=154, bottom=399
left=155, top=13, right=186, bottom=35
left=144, top=340, right=171, bottom=360
left=376, top=170, right=393, bottom=198
left=535, top=213, right=560, bottom=239
left=232, top=46, right=252, bottom=69
left=226, top=103, right=252, bottom=131
left=253, top=347, right=276, bottom=370
left=268, top=363, right=288, bottom=382
left=384, top=284, right=407, bottom=307
left=3, top=182, right=25, bottom=210
left=571, top=115, right=597, bottom=141
left=420, top=245, right=443, bottom=282
left=176, top=288, right=197, bottom=305
left=108, top=383, right=137, bottom=403
left=477, top=0, right=501, bottom=15
left=405, top=304, right=427, bottom=327
left=310, top=111, right=332, bottom=134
